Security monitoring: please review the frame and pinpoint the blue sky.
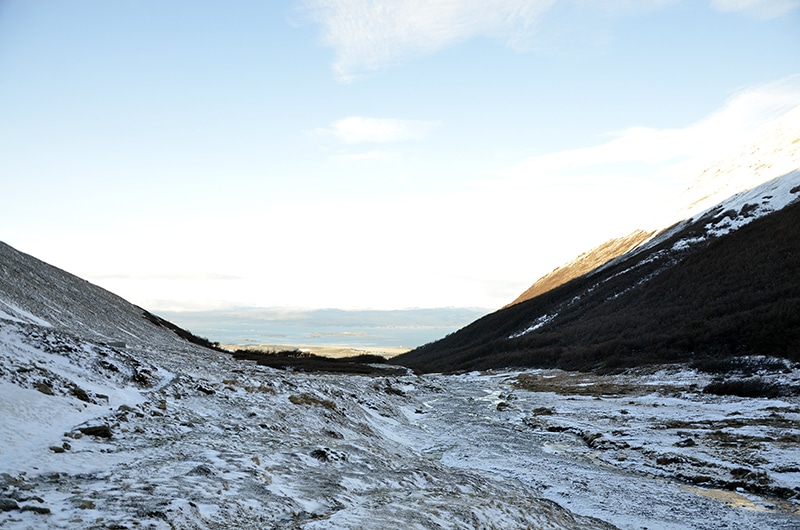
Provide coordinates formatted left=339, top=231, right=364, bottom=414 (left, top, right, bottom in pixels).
left=1, top=0, right=799, bottom=311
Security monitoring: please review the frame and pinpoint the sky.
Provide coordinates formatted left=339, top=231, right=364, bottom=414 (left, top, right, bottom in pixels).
left=1, top=0, right=799, bottom=312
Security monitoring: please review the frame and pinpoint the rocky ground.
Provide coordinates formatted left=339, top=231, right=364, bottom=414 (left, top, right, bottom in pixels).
left=1, top=317, right=799, bottom=529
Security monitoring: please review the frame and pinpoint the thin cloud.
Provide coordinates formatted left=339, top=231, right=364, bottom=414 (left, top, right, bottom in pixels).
left=335, top=150, right=397, bottom=161
left=502, top=76, right=800, bottom=180
left=488, top=76, right=800, bottom=239
left=303, top=0, right=557, bottom=80
left=317, top=116, right=438, bottom=144
left=302, top=0, right=798, bottom=80
left=710, top=0, right=800, bottom=18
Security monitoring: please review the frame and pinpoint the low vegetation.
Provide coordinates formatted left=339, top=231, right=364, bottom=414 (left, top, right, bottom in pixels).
left=702, top=377, right=794, bottom=398
left=229, top=348, right=406, bottom=375
left=142, top=310, right=226, bottom=352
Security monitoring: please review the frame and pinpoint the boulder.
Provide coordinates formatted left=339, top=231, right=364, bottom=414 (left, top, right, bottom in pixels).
left=0, top=497, right=19, bottom=511
left=78, top=424, right=113, bottom=438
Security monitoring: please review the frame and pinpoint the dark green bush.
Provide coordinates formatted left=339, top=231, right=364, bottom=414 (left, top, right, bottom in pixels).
left=702, top=378, right=787, bottom=398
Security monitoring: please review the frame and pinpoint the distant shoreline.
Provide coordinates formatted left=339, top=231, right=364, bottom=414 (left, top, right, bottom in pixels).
left=160, top=307, right=489, bottom=355
left=221, top=343, right=410, bottom=359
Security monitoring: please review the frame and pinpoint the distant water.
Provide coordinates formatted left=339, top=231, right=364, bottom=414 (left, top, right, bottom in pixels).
left=158, top=307, right=490, bottom=350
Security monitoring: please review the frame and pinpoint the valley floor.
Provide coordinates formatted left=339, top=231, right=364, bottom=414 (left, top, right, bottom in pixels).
left=1, top=321, right=799, bottom=529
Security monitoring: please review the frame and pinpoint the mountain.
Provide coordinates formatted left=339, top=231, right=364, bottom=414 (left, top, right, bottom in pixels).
left=393, top=122, right=800, bottom=373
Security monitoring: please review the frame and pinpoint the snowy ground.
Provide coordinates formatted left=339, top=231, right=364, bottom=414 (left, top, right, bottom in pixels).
left=1, top=318, right=799, bottom=529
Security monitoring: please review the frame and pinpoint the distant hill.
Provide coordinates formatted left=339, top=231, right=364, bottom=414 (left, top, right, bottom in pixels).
left=392, top=170, right=800, bottom=373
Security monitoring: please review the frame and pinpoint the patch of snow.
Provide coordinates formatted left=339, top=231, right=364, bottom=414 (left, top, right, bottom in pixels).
left=0, top=299, right=51, bottom=327
left=510, top=313, right=557, bottom=338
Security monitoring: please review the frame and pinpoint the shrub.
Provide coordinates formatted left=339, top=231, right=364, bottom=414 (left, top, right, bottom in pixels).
left=702, top=378, right=786, bottom=398
left=692, top=356, right=791, bottom=376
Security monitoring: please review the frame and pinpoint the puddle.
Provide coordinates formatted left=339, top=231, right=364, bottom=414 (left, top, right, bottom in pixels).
left=681, top=485, right=799, bottom=515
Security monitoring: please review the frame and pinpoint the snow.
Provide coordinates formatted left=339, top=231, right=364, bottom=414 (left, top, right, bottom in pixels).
left=674, top=105, right=800, bottom=224
left=0, top=299, right=51, bottom=327
left=509, top=312, right=557, bottom=338
left=2, top=312, right=800, bottom=528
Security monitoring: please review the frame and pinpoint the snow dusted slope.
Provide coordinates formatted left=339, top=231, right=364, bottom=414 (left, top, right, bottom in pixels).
left=0, top=241, right=193, bottom=350
left=508, top=103, right=800, bottom=340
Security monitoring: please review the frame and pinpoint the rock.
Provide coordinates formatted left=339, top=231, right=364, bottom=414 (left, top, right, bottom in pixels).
left=582, top=432, right=603, bottom=447
left=310, top=449, right=329, bottom=462
left=197, top=385, right=215, bottom=395
left=187, top=465, right=214, bottom=476
left=675, top=438, right=696, bottom=447
left=77, top=499, right=95, bottom=510
left=72, top=386, right=91, bottom=402
left=49, top=446, right=65, bottom=453
left=35, top=381, right=54, bottom=396
left=21, top=504, right=51, bottom=514
left=0, top=497, right=19, bottom=511
left=78, top=425, right=113, bottom=438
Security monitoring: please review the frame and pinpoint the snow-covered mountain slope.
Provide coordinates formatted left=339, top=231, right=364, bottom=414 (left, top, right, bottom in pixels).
left=395, top=148, right=800, bottom=374
left=675, top=104, right=800, bottom=222
left=2, top=243, right=800, bottom=528
left=0, top=241, right=207, bottom=351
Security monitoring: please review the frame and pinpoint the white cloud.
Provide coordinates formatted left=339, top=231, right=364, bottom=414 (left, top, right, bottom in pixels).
left=320, top=116, right=438, bottom=144
left=303, top=0, right=557, bottom=80
left=335, top=150, right=397, bottom=161
left=710, top=0, right=800, bottom=18
left=303, top=0, right=798, bottom=79
left=504, top=76, right=800, bottom=178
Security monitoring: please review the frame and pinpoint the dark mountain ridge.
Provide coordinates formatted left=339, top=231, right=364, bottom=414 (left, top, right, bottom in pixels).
left=392, top=172, right=800, bottom=373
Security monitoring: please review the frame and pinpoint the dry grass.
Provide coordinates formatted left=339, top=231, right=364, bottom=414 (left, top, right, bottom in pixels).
left=289, top=393, right=336, bottom=410
left=513, top=370, right=685, bottom=397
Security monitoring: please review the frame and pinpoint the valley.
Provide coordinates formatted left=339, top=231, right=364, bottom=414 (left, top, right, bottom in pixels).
left=1, top=312, right=798, bottom=528
left=1, top=108, right=799, bottom=528
left=4, top=4, right=799, bottom=529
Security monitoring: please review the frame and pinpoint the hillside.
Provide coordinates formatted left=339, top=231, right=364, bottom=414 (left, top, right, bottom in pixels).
left=505, top=229, right=656, bottom=308
left=393, top=171, right=800, bottom=374
left=0, top=241, right=219, bottom=352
